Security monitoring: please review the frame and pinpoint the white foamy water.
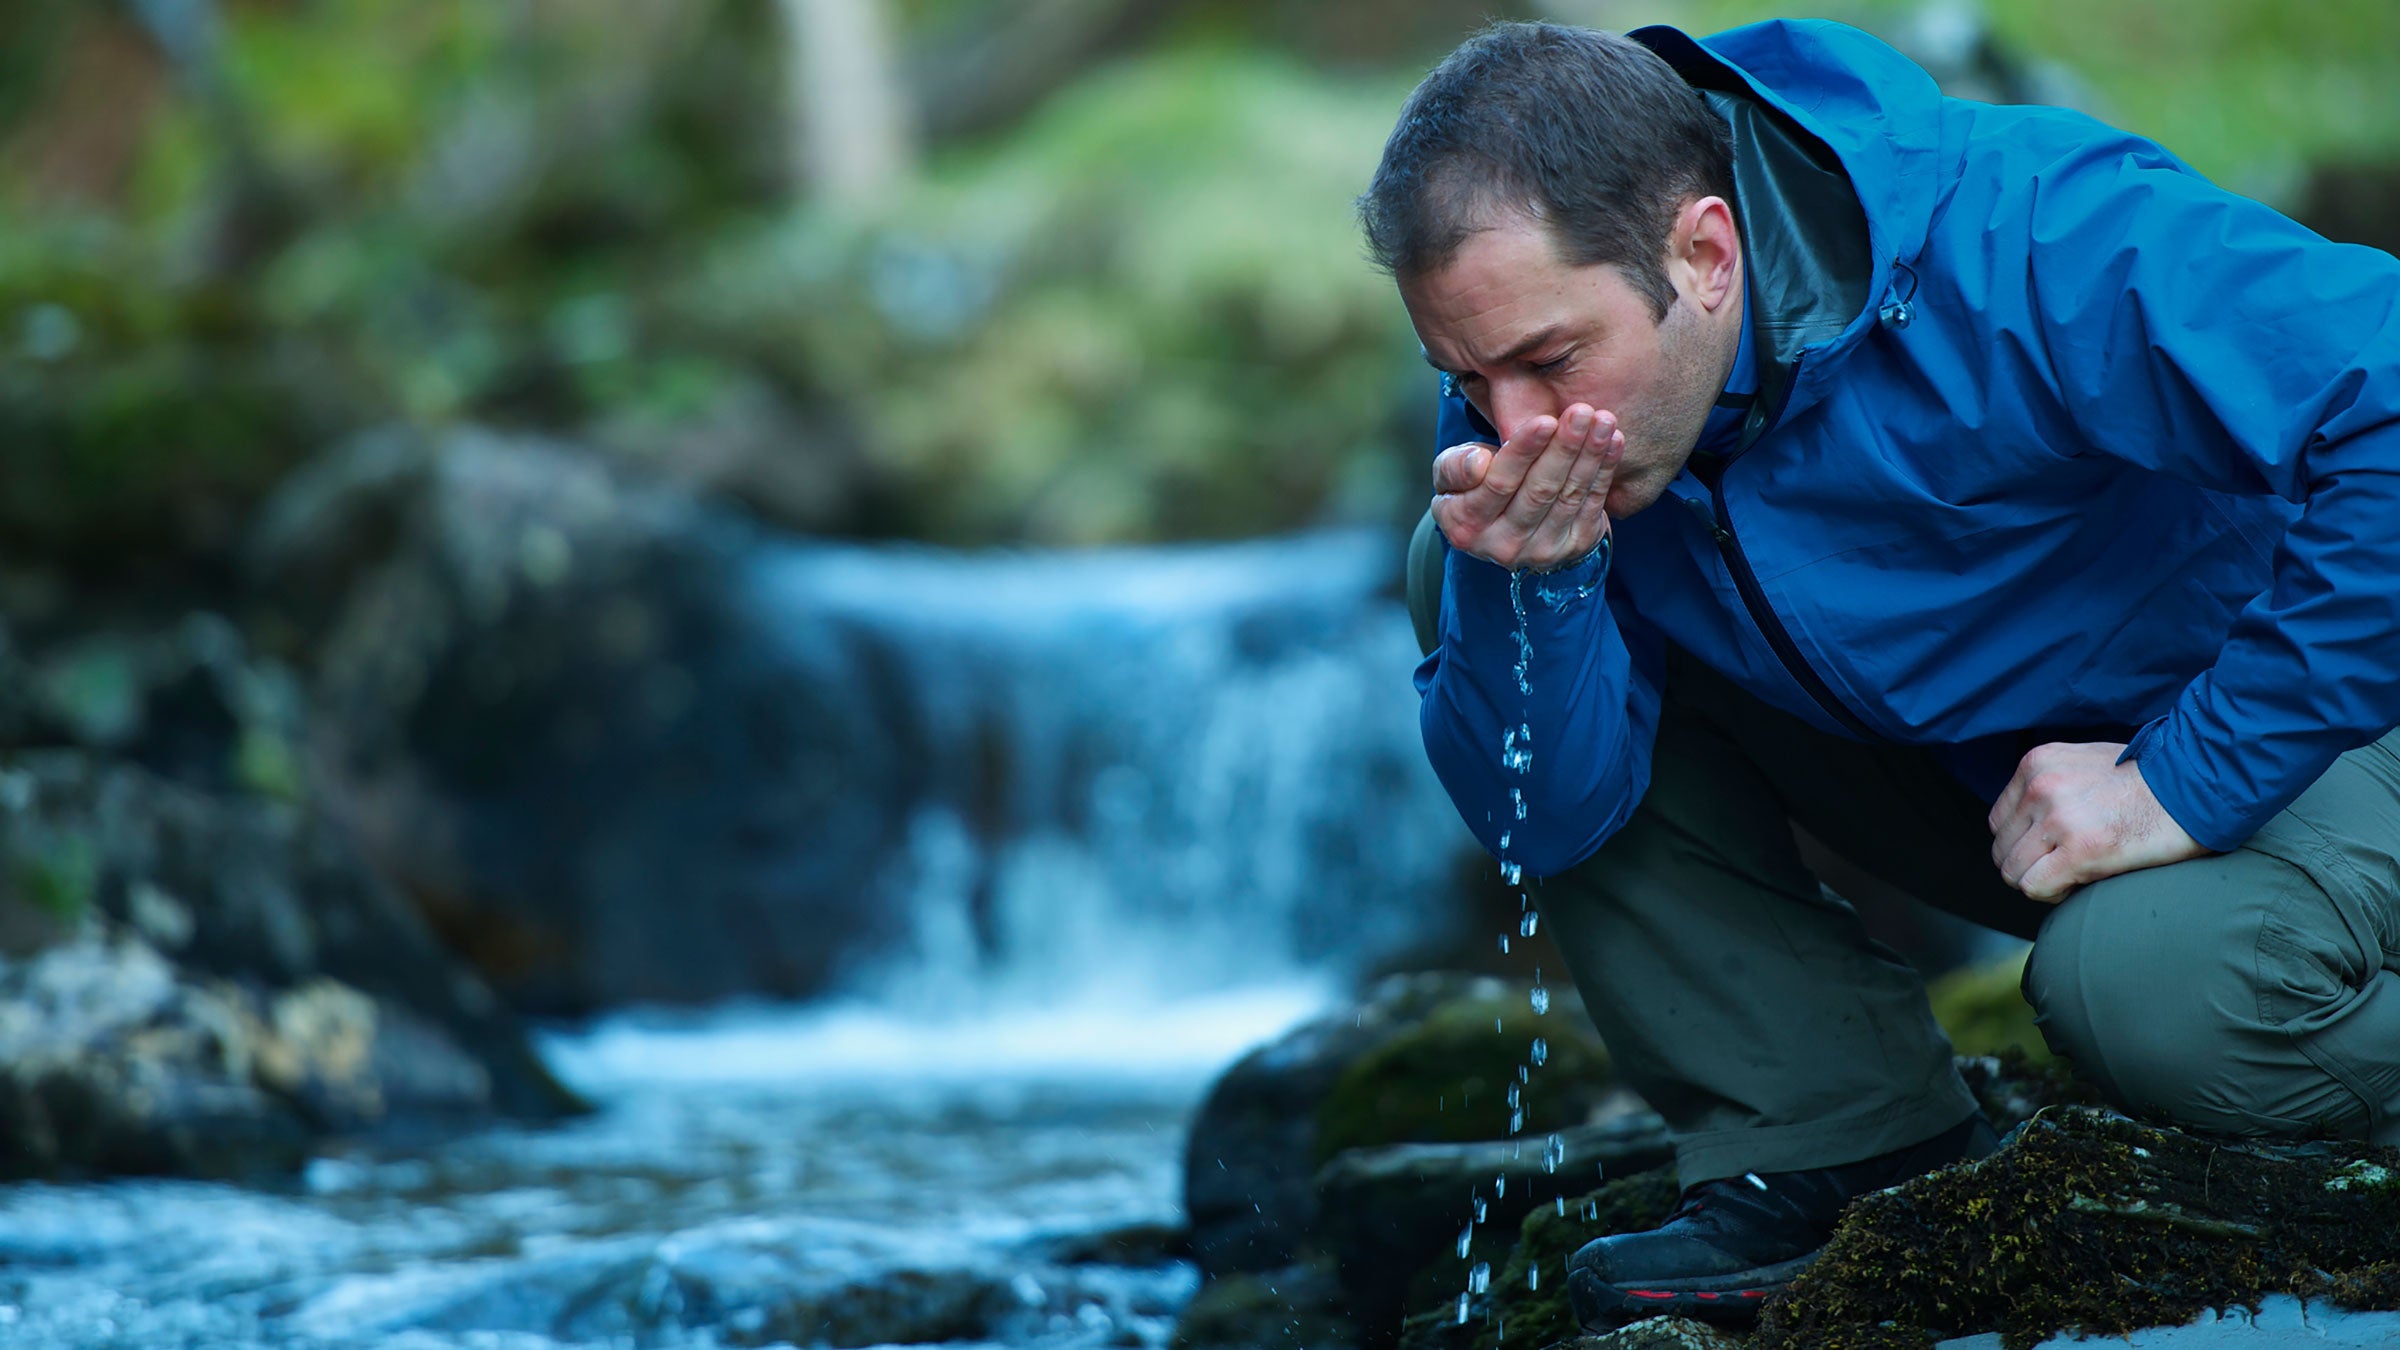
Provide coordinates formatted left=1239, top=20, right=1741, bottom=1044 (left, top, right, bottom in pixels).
left=540, top=983, right=1334, bottom=1092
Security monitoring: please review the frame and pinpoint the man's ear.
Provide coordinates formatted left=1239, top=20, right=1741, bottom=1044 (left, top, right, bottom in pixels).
left=1672, top=195, right=1742, bottom=312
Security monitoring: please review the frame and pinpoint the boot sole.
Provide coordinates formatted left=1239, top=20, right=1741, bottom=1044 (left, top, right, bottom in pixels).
left=1566, top=1249, right=1821, bottom=1327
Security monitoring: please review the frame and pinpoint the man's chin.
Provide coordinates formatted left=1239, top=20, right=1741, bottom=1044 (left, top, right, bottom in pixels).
left=1605, top=479, right=1672, bottom=520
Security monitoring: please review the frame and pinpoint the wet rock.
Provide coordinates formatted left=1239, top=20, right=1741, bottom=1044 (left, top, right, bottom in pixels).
left=1757, top=1107, right=2400, bottom=1350
left=1318, top=1114, right=1674, bottom=1338
left=0, top=925, right=505, bottom=1179
left=1183, top=972, right=1614, bottom=1279
left=1173, top=1257, right=1359, bottom=1350
left=1398, top=1166, right=1683, bottom=1350
left=0, top=749, right=575, bottom=1178
left=265, top=428, right=919, bottom=1014
left=1032, top=1218, right=1190, bottom=1267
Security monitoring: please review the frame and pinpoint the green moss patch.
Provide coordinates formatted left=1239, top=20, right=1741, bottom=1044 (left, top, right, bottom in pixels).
left=1317, top=988, right=1611, bottom=1163
left=1395, top=1167, right=1682, bottom=1350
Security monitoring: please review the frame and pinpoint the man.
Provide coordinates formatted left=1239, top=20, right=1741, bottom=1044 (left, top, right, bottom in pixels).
left=1361, top=18, right=2400, bottom=1330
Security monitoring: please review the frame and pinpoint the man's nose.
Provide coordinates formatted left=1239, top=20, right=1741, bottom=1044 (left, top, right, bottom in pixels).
left=1487, top=379, right=1557, bottom=445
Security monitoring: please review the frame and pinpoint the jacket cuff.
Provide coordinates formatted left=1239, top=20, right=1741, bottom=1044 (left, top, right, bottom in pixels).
left=2117, top=716, right=2255, bottom=853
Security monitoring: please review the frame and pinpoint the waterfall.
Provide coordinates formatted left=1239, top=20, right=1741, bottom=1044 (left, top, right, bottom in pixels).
left=744, top=527, right=1468, bottom=1008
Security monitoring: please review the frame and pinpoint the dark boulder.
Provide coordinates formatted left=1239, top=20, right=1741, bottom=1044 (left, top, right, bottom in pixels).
left=1183, top=972, right=1617, bottom=1280
left=0, top=749, right=575, bottom=1178
left=259, top=428, right=916, bottom=1014
left=1319, top=1115, right=1674, bottom=1339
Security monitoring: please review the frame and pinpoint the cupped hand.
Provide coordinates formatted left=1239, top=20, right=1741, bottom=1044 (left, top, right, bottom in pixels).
left=1988, top=742, right=2211, bottom=903
left=1430, top=404, right=1622, bottom=572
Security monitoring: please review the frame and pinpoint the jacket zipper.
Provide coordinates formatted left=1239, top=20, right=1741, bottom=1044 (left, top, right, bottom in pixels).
left=1683, top=468, right=1879, bottom=741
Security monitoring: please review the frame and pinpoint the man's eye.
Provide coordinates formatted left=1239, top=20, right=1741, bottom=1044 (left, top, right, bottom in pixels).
left=1529, top=355, right=1569, bottom=376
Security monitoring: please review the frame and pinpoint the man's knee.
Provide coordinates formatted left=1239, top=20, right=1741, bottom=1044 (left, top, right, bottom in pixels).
left=2025, top=856, right=2377, bottom=1138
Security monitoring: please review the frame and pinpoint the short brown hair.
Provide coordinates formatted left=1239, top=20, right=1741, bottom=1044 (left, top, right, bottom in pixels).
left=1358, top=23, right=1734, bottom=319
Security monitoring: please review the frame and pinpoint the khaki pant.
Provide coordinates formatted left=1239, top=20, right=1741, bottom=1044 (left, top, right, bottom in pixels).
left=1409, top=512, right=2400, bottom=1182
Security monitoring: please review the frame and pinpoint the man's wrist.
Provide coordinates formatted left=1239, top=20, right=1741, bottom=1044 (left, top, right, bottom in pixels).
left=1529, top=532, right=1612, bottom=612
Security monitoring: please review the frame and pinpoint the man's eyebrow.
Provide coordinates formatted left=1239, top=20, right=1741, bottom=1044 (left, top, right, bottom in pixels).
left=1421, top=327, right=1568, bottom=375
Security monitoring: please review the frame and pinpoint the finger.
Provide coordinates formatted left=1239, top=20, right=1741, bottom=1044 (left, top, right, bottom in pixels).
left=1568, top=424, right=1622, bottom=546
left=1998, top=827, right=2053, bottom=892
left=1477, top=416, right=1558, bottom=503
left=2016, top=849, right=2083, bottom=904
left=1989, top=782, right=2041, bottom=871
left=1504, top=406, right=1597, bottom=544
left=1433, top=443, right=1496, bottom=496
left=1549, top=407, right=1610, bottom=512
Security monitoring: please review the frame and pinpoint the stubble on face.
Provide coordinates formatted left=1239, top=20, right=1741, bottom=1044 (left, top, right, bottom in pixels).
left=1400, top=210, right=1743, bottom=524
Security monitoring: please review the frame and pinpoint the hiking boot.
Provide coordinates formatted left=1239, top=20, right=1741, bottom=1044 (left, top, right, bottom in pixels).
left=1566, top=1111, right=1998, bottom=1326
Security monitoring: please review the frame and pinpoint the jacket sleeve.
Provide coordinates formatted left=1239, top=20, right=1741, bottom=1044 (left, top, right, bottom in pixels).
left=2016, top=116, right=2400, bottom=850
left=1413, top=387, right=1667, bottom=875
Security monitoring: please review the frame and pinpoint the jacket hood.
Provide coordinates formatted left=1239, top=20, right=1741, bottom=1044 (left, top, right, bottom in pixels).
left=1631, top=20, right=1949, bottom=431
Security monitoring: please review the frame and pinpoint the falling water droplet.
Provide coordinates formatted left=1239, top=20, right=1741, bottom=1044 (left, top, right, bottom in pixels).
left=1521, top=910, right=1539, bottom=938
left=1531, top=1037, right=1549, bottom=1066
left=1529, top=1264, right=1541, bottom=1291
left=1544, top=1133, right=1567, bottom=1174
left=1500, top=861, right=1523, bottom=886
left=1506, top=1082, right=1521, bottom=1110
left=1530, top=985, right=1551, bottom=1016
left=1499, top=830, right=1511, bottom=850
left=1495, top=1174, right=1507, bottom=1199
left=1517, top=1064, right=1530, bottom=1083
left=1498, top=933, right=1511, bottom=954
left=1555, top=1196, right=1567, bottom=1217
left=1473, top=1195, right=1488, bottom=1223
left=1469, top=1262, right=1491, bottom=1295
left=1509, top=1107, right=1525, bottom=1133
left=1456, top=1292, right=1470, bottom=1324
left=1457, top=1225, right=1474, bottom=1259
left=1513, top=788, right=1528, bottom=821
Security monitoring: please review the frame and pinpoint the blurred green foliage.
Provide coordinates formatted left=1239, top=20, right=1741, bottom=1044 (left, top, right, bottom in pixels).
left=1662, top=0, right=2400, bottom=189
left=678, top=49, right=1423, bottom=543
left=1, top=0, right=2394, bottom=580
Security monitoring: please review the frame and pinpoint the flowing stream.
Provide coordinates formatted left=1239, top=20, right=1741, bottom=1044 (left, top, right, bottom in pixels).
left=0, top=526, right=1480, bottom=1348
left=0, top=988, right=1329, bottom=1349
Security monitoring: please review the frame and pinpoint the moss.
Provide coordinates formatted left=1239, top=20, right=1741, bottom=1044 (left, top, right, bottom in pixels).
left=1926, top=947, right=2047, bottom=1063
left=1316, top=988, right=1611, bottom=1163
left=1173, top=1260, right=1358, bottom=1350
left=1756, top=1107, right=2400, bottom=1350
left=1395, top=1167, right=1683, bottom=1350
left=10, top=834, right=96, bottom=921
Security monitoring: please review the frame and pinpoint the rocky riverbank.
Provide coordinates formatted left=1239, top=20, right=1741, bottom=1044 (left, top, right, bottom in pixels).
left=1175, top=970, right=2400, bottom=1350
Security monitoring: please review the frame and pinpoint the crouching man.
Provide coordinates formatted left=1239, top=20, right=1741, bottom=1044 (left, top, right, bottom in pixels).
left=1364, top=18, right=2400, bottom=1329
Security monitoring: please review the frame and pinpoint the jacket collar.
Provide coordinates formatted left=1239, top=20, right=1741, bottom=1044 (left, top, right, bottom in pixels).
left=1631, top=22, right=1946, bottom=449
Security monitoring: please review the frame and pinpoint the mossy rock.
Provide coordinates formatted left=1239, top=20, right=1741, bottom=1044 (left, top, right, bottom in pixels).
left=1395, top=1166, right=1683, bottom=1350
left=1926, top=946, right=2047, bottom=1063
left=1172, top=1258, right=1359, bottom=1350
left=1757, top=1106, right=2400, bottom=1350
left=1317, top=986, right=1612, bottom=1163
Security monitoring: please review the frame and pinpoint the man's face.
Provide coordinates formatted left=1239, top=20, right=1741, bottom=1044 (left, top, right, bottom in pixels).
left=1399, top=210, right=1736, bottom=521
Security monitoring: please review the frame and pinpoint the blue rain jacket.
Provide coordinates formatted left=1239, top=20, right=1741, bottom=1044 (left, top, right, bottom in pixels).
left=1416, top=19, right=2400, bottom=875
